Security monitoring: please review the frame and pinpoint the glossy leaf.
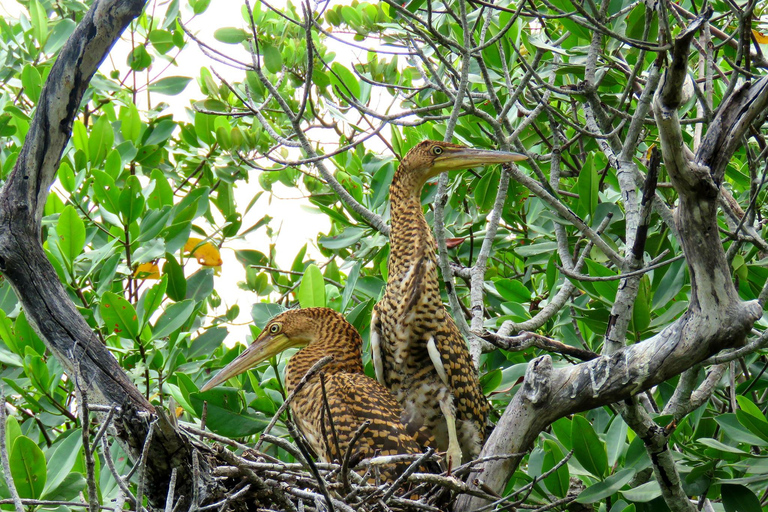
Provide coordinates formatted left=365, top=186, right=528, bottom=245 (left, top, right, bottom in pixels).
left=571, top=415, right=608, bottom=478
left=9, top=435, right=46, bottom=499
left=298, top=264, right=326, bottom=308
left=56, top=205, right=86, bottom=266
left=100, top=292, right=139, bottom=339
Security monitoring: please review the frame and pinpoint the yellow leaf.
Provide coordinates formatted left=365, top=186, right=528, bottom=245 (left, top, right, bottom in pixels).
left=134, top=262, right=160, bottom=280
left=753, top=30, right=768, bottom=44
left=175, top=406, right=184, bottom=418
left=183, top=237, right=204, bottom=253
left=183, top=237, right=223, bottom=266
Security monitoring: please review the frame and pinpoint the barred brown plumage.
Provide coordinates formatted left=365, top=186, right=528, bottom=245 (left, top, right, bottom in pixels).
left=372, top=140, right=527, bottom=469
left=200, top=307, right=427, bottom=482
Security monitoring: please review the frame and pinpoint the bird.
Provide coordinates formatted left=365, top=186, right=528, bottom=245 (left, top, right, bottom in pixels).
left=200, top=307, right=429, bottom=482
left=371, top=140, right=527, bottom=469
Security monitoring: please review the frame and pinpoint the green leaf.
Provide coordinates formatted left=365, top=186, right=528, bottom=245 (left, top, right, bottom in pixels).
left=189, top=327, right=228, bottom=359
left=148, top=29, right=174, bottom=54
left=58, top=162, right=75, bottom=193
left=186, top=268, right=214, bottom=302
left=152, top=300, right=195, bottom=340
left=631, top=275, right=651, bottom=333
left=191, top=391, right=269, bottom=437
left=41, top=472, right=85, bottom=501
left=21, top=65, right=42, bottom=103
left=298, top=264, right=326, bottom=308
left=119, top=103, right=142, bottom=144
left=541, top=440, right=569, bottom=498
left=571, top=415, right=608, bottom=478
left=330, top=62, right=360, bottom=99
left=43, top=430, right=82, bottom=496
left=149, top=76, right=192, bottom=96
left=56, top=205, right=86, bottom=266
left=606, top=416, right=628, bottom=467
left=91, top=171, right=121, bottom=214
left=576, top=468, right=636, bottom=503
left=251, top=303, right=287, bottom=329
left=735, top=408, right=768, bottom=443
left=138, top=276, right=167, bottom=328
left=88, top=115, right=114, bottom=166
left=72, top=120, right=89, bottom=160
left=262, top=43, right=283, bottom=73
left=28, top=0, right=48, bottom=45
left=474, top=167, right=500, bottom=211
left=163, top=254, right=187, bottom=302
left=494, top=279, right=531, bottom=303
left=128, top=45, right=152, bottom=71
left=721, top=484, right=761, bottom=512
left=214, top=27, right=249, bottom=44
left=44, top=19, right=76, bottom=54
left=5, top=416, right=21, bottom=455
left=119, top=175, right=145, bottom=225
left=148, top=169, right=175, bottom=209
left=341, top=261, right=362, bottom=310
left=100, top=292, right=139, bottom=339
left=577, top=153, right=598, bottom=218
left=620, top=480, right=661, bottom=502
left=9, top=436, right=46, bottom=499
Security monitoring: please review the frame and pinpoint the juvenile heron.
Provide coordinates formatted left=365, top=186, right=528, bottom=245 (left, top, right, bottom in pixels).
left=372, top=140, right=527, bottom=468
left=201, top=307, right=428, bottom=481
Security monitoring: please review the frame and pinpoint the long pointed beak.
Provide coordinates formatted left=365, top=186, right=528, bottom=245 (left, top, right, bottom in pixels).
left=200, top=333, right=290, bottom=391
left=432, top=147, right=527, bottom=174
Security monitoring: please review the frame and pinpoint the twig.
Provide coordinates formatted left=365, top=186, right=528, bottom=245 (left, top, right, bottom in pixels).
left=164, top=468, right=177, bottom=512
left=381, top=448, right=435, bottom=502
left=340, top=420, right=370, bottom=494
left=482, top=331, right=598, bottom=361
left=73, top=381, right=99, bottom=512
left=0, top=389, right=24, bottom=512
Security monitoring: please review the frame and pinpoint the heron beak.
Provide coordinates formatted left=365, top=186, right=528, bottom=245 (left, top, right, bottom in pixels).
left=431, top=147, right=527, bottom=176
left=200, top=332, right=293, bottom=391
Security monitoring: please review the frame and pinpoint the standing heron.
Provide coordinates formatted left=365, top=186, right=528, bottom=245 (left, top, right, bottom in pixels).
left=201, top=307, right=427, bottom=482
left=372, top=140, right=527, bottom=468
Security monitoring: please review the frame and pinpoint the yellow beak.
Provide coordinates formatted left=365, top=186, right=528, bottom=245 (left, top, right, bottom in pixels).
left=200, top=332, right=293, bottom=391
left=431, top=147, right=527, bottom=175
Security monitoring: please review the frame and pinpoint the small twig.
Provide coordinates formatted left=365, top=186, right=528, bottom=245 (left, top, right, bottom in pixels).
left=73, top=382, right=99, bottom=512
left=340, top=420, right=370, bottom=494
left=285, top=420, right=335, bottom=512
left=558, top=254, right=685, bottom=282
left=90, top=406, right=116, bottom=453
left=0, top=389, right=24, bottom=512
left=482, top=331, right=598, bottom=361
left=381, top=448, right=435, bottom=502
left=164, top=468, right=177, bottom=512
left=101, top=437, right=140, bottom=508
left=134, top=419, right=158, bottom=512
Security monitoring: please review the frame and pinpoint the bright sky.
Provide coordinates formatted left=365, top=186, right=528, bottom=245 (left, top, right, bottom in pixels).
left=0, top=0, right=332, bottom=342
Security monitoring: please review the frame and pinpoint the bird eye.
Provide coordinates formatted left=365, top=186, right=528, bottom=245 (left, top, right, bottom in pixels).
left=269, top=323, right=281, bottom=334
left=431, top=146, right=443, bottom=155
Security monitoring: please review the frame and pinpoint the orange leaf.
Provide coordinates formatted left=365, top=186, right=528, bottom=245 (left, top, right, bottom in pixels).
left=184, top=237, right=223, bottom=266
left=445, top=237, right=466, bottom=249
left=134, top=262, right=160, bottom=280
left=754, top=30, right=768, bottom=44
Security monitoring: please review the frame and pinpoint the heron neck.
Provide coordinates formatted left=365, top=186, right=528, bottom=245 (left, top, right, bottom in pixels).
left=284, top=330, right=363, bottom=395
left=389, top=167, right=435, bottom=268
